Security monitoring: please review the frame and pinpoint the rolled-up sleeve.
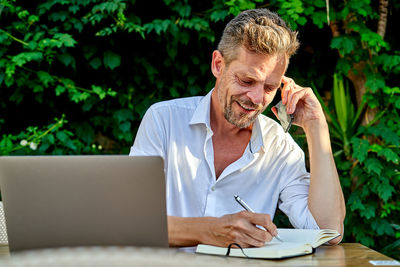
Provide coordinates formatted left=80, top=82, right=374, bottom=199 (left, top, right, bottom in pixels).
left=278, top=144, right=320, bottom=230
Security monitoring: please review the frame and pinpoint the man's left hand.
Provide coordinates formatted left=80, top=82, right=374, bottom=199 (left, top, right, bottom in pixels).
left=272, top=76, right=326, bottom=130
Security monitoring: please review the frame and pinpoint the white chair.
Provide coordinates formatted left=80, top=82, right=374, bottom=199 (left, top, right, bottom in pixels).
left=0, top=202, right=8, bottom=244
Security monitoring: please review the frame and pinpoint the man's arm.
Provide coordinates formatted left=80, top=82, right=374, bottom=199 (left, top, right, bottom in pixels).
left=277, top=76, right=346, bottom=245
left=168, top=212, right=277, bottom=247
left=304, top=119, right=346, bottom=244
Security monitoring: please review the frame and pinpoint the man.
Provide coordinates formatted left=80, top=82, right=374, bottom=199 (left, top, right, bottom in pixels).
left=130, top=8, right=345, bottom=248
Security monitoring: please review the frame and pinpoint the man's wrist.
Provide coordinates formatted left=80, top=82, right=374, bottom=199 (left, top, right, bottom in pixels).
left=303, top=118, right=329, bottom=136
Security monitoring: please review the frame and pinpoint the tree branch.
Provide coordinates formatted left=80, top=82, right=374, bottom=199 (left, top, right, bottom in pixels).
left=329, top=20, right=340, bottom=38
left=377, top=0, right=388, bottom=38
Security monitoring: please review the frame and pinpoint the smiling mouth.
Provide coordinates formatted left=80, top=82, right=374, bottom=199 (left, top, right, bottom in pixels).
left=236, top=101, right=257, bottom=112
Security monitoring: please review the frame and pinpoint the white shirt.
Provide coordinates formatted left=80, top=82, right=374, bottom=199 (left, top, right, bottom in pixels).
left=130, top=90, right=319, bottom=230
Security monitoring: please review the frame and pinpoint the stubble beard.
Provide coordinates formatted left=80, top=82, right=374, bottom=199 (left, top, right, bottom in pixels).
left=223, top=95, right=267, bottom=129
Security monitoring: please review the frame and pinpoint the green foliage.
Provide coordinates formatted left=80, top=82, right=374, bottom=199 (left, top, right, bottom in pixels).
left=0, top=115, right=103, bottom=155
left=298, top=0, right=398, bottom=258
left=0, top=0, right=399, bottom=259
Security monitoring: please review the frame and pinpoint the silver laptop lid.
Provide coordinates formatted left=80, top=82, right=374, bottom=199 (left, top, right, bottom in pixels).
left=0, top=155, right=168, bottom=251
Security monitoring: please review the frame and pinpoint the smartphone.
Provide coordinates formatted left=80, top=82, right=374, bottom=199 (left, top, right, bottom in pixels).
left=274, top=100, right=294, bottom=133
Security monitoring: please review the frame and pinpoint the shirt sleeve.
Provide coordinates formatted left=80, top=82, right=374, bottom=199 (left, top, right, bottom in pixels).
left=129, top=105, right=166, bottom=158
left=278, top=141, right=320, bottom=230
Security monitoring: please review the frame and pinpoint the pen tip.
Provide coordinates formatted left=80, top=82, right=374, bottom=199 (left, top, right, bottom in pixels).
left=234, top=195, right=238, bottom=198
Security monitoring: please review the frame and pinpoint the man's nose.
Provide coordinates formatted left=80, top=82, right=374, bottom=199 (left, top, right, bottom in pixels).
left=246, top=86, right=264, bottom=105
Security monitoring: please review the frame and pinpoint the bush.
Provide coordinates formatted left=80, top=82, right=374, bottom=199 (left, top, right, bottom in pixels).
left=0, top=0, right=399, bottom=259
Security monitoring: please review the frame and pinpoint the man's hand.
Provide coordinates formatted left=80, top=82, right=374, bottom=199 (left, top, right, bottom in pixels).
left=168, top=212, right=277, bottom=248
left=207, top=211, right=277, bottom=247
left=271, top=76, right=326, bottom=130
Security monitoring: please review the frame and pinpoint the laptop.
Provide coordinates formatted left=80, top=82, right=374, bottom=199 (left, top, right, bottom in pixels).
left=0, top=155, right=168, bottom=251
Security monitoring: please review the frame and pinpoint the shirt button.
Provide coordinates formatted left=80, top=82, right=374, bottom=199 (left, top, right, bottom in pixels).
left=211, top=186, right=216, bottom=191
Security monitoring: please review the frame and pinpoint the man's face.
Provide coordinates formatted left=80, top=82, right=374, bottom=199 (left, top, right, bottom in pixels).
left=215, top=47, right=287, bottom=129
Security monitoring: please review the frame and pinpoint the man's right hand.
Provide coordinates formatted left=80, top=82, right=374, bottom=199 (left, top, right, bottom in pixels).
left=168, top=211, right=277, bottom=248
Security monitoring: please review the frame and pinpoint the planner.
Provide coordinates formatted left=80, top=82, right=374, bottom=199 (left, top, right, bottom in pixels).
left=196, top=228, right=340, bottom=259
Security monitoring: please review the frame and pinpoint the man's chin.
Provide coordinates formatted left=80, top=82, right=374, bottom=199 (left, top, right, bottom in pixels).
left=227, top=115, right=258, bottom=129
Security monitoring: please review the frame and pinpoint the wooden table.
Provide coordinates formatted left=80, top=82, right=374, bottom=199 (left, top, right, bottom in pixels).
left=0, top=243, right=397, bottom=266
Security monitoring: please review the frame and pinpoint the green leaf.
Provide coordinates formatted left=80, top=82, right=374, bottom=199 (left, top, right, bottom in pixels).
left=89, top=57, right=102, bottom=69
left=310, top=11, right=326, bottom=28
left=365, top=75, right=385, bottom=93
left=113, top=109, right=133, bottom=123
left=210, top=10, right=229, bottom=22
left=377, top=179, right=395, bottom=202
left=297, top=17, right=307, bottom=25
left=103, top=51, right=121, bottom=70
left=351, top=137, right=369, bottom=162
left=91, top=85, right=106, bottom=99
left=46, top=134, right=55, bottom=144
left=119, top=121, right=131, bottom=132
left=33, top=84, right=44, bottom=93
left=57, top=53, right=76, bottom=69
left=37, top=71, right=54, bottom=87
left=377, top=148, right=400, bottom=164
left=48, top=11, right=68, bottom=22
left=71, top=91, right=90, bottom=103
left=372, top=219, right=395, bottom=236
left=65, top=140, right=77, bottom=150
left=331, top=36, right=357, bottom=55
left=360, top=204, right=376, bottom=219
left=56, top=131, right=68, bottom=143
left=169, top=87, right=179, bottom=98
left=348, top=192, right=365, bottom=211
left=364, top=158, right=383, bottom=175
left=367, top=122, right=400, bottom=146
left=333, top=74, right=354, bottom=134
left=68, top=5, right=80, bottom=14
left=11, top=52, right=43, bottom=66
left=375, top=54, right=400, bottom=73
left=55, top=85, right=66, bottom=96
left=53, top=33, right=77, bottom=47
left=356, top=231, right=375, bottom=247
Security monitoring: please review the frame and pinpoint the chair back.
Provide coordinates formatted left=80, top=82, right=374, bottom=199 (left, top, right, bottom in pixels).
left=0, top=202, right=8, bottom=244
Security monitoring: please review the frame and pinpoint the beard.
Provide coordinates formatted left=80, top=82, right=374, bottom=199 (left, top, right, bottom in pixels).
left=223, top=95, right=267, bottom=129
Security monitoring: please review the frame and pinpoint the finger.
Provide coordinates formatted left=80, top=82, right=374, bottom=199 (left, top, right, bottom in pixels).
left=240, top=232, right=267, bottom=248
left=233, top=212, right=272, bottom=244
left=281, top=82, right=290, bottom=105
left=248, top=213, right=278, bottom=237
left=280, top=76, right=293, bottom=105
left=287, top=88, right=307, bottom=114
left=227, top=220, right=266, bottom=247
left=247, top=225, right=273, bottom=244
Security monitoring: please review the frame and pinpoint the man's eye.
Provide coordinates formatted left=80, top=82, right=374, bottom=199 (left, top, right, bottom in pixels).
left=240, top=79, right=253, bottom=85
left=264, top=87, right=274, bottom=92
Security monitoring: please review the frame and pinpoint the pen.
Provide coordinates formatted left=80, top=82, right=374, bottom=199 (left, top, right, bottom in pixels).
left=234, top=195, right=284, bottom=242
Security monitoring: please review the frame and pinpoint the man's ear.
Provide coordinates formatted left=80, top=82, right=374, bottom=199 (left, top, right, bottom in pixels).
left=211, top=50, right=225, bottom=78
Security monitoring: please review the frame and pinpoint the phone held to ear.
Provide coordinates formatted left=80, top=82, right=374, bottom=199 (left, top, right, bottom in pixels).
left=274, top=101, right=294, bottom=133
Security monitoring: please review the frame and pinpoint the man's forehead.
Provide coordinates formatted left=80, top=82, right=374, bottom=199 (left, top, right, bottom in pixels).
left=236, top=70, right=281, bottom=87
left=230, top=47, right=287, bottom=82
left=235, top=61, right=285, bottom=86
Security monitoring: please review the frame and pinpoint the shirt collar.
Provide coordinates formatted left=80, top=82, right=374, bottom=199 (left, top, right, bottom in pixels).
left=189, top=88, right=265, bottom=154
left=189, top=89, right=213, bottom=129
left=249, top=116, right=265, bottom=154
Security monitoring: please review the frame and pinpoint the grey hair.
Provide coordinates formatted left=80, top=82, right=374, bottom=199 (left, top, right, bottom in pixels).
left=217, top=9, right=299, bottom=65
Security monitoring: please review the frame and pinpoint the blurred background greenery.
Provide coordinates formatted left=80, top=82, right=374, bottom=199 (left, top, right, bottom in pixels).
left=0, top=0, right=399, bottom=259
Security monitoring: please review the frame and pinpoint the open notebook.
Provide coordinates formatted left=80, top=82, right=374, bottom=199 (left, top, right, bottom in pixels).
left=196, top=228, right=340, bottom=259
